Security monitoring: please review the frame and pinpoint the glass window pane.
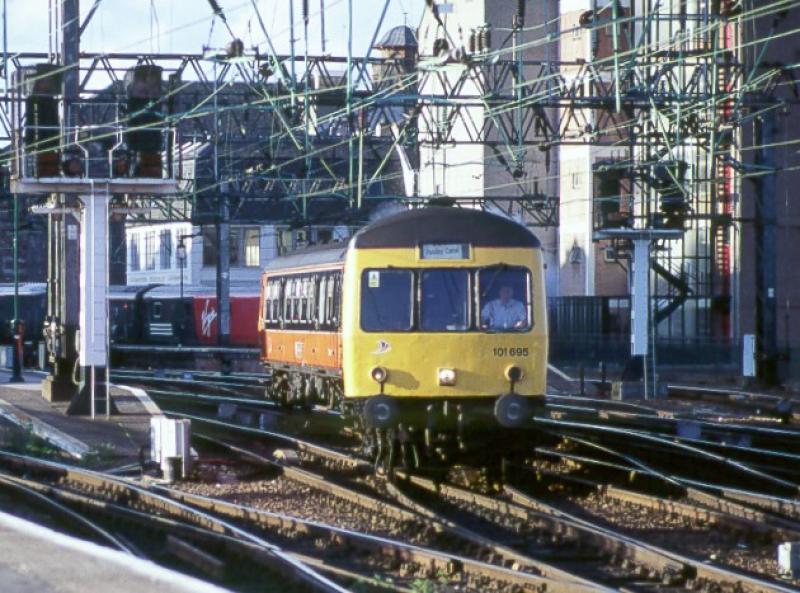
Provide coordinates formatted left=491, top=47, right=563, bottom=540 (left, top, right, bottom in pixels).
left=145, top=231, right=156, bottom=270
left=159, top=229, right=172, bottom=269
left=318, top=277, right=327, bottom=323
left=229, top=228, right=241, bottom=267
left=420, top=270, right=469, bottom=331
left=202, top=227, right=216, bottom=267
left=361, top=270, right=413, bottom=331
left=478, top=267, right=531, bottom=332
left=244, top=228, right=260, bottom=267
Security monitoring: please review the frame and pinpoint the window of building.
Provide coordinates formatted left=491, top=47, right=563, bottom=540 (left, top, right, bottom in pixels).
left=159, top=229, right=172, bottom=269
left=244, top=228, right=260, bottom=266
left=229, top=227, right=241, bottom=267
left=202, top=226, right=261, bottom=268
left=144, top=231, right=157, bottom=271
left=129, top=235, right=140, bottom=271
left=202, top=227, right=217, bottom=267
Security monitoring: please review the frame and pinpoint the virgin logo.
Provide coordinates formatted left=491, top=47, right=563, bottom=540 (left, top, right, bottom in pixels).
left=201, top=299, right=218, bottom=337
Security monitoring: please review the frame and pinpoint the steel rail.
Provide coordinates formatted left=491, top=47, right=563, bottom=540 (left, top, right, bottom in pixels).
left=0, top=472, right=366, bottom=587
left=535, top=417, right=800, bottom=494
left=534, top=444, right=800, bottom=528
left=394, top=470, right=798, bottom=593
left=504, top=484, right=800, bottom=593
left=521, top=465, right=800, bottom=543
left=0, top=450, right=351, bottom=593
left=194, top=433, right=423, bottom=526
left=394, top=470, right=694, bottom=584
left=196, top=433, right=613, bottom=591
left=0, top=471, right=135, bottom=554
left=171, top=411, right=364, bottom=471
left=155, top=484, right=610, bottom=593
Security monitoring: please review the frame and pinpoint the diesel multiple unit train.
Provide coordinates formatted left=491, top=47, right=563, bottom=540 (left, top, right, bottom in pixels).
left=258, top=206, right=547, bottom=465
left=4, top=207, right=547, bottom=467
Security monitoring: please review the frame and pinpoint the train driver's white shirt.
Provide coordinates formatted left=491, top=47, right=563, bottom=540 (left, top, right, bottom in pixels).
left=480, top=299, right=527, bottom=330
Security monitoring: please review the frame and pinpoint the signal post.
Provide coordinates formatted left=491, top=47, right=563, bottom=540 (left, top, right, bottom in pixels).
left=12, top=178, right=177, bottom=415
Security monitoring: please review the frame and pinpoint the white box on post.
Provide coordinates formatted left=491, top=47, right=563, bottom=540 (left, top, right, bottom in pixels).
left=150, top=417, right=191, bottom=481
left=778, top=542, right=800, bottom=578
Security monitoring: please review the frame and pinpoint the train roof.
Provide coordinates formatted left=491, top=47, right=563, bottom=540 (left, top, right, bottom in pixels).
left=353, top=206, right=541, bottom=249
left=264, top=242, right=348, bottom=273
left=109, top=284, right=259, bottom=299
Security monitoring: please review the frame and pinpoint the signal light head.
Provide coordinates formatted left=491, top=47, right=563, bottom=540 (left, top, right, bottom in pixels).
left=61, top=152, right=83, bottom=177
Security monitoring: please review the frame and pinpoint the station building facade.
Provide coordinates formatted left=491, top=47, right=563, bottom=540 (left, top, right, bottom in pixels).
left=125, top=223, right=351, bottom=288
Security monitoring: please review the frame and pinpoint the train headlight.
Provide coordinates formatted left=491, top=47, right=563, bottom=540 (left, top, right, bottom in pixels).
left=437, top=367, right=457, bottom=386
left=370, top=366, right=388, bottom=384
left=504, top=365, right=524, bottom=383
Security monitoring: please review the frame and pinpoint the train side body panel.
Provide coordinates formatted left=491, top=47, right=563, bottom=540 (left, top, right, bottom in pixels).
left=193, top=295, right=260, bottom=346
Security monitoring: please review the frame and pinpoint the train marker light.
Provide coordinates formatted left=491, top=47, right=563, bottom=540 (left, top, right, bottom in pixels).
left=370, top=366, right=388, bottom=384
left=438, top=367, right=456, bottom=386
left=504, top=365, right=524, bottom=384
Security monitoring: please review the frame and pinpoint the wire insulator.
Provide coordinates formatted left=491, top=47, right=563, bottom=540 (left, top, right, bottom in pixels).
left=207, top=0, right=223, bottom=17
left=302, top=0, right=309, bottom=25
left=479, top=28, right=491, bottom=52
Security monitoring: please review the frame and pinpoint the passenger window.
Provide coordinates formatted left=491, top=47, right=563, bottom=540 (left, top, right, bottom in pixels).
left=361, top=269, right=413, bottom=332
left=303, top=277, right=313, bottom=323
left=317, top=276, right=327, bottom=325
left=284, top=279, right=294, bottom=323
left=478, top=266, right=532, bottom=332
left=326, top=276, right=335, bottom=325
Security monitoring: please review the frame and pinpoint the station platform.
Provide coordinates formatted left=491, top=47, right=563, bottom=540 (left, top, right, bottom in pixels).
left=0, top=369, right=161, bottom=466
left=0, top=510, right=231, bottom=593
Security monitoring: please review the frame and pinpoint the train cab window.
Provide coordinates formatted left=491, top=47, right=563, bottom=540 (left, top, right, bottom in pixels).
left=361, top=269, right=413, bottom=332
left=478, top=267, right=531, bottom=332
left=420, top=270, right=469, bottom=331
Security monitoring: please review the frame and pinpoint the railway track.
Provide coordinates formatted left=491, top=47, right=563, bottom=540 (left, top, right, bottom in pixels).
left=186, top=433, right=613, bottom=592
left=0, top=448, right=605, bottom=592
left=111, top=373, right=800, bottom=591
left=148, top=401, right=799, bottom=593
left=388, top=470, right=799, bottom=593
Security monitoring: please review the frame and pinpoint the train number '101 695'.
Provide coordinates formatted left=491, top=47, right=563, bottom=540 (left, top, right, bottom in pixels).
left=492, top=347, right=529, bottom=357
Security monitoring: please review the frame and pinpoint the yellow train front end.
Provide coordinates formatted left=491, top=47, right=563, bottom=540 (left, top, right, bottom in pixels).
left=340, top=206, right=547, bottom=463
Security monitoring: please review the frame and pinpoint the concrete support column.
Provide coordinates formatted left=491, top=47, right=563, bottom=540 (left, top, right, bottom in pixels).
left=68, top=193, right=113, bottom=416
left=631, top=238, right=650, bottom=357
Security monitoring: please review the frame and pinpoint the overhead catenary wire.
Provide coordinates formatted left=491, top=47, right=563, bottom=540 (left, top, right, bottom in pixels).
left=1, top=0, right=800, bottom=219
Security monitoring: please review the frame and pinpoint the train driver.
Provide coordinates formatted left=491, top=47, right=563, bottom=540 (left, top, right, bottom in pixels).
left=480, top=285, right=527, bottom=330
